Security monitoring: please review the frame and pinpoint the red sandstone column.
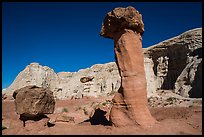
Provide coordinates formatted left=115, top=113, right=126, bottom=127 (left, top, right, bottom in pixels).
left=100, top=6, right=156, bottom=128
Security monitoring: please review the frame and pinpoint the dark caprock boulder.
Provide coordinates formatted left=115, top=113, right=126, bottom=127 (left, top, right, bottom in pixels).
left=13, top=85, right=55, bottom=126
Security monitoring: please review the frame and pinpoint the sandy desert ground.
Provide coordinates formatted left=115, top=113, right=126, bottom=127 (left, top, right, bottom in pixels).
left=2, top=96, right=202, bottom=135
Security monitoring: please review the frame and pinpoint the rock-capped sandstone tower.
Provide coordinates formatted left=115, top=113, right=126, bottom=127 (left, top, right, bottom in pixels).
left=100, top=6, right=156, bottom=127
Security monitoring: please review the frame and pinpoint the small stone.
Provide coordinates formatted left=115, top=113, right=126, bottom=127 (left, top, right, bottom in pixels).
left=80, top=76, right=94, bottom=83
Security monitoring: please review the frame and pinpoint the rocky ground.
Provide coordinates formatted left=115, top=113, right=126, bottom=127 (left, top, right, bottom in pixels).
left=2, top=93, right=202, bottom=135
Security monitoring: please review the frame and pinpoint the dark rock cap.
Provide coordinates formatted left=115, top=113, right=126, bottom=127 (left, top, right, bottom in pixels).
left=13, top=85, right=55, bottom=117
left=100, top=6, right=144, bottom=39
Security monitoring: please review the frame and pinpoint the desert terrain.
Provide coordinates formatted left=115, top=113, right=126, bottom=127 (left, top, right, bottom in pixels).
left=2, top=7, right=202, bottom=135
left=2, top=95, right=202, bottom=135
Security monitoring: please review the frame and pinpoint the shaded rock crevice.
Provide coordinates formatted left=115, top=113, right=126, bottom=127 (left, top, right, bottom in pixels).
left=84, top=108, right=112, bottom=126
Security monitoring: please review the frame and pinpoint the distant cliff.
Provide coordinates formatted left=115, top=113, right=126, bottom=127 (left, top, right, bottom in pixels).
left=144, top=28, right=202, bottom=98
left=2, top=28, right=202, bottom=99
left=3, top=62, right=121, bottom=99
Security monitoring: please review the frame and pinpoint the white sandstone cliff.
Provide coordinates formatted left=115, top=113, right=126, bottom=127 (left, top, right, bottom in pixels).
left=144, top=28, right=202, bottom=98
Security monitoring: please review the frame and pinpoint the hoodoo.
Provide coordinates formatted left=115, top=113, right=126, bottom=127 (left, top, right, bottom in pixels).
left=100, top=6, right=156, bottom=128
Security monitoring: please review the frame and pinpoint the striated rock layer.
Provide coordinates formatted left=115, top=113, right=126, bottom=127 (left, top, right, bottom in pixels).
left=144, top=28, right=202, bottom=98
left=3, top=62, right=121, bottom=100
left=2, top=28, right=202, bottom=100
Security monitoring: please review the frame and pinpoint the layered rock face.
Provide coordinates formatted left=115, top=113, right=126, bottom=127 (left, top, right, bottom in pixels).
left=100, top=6, right=156, bottom=127
left=3, top=62, right=121, bottom=100
left=3, top=63, right=57, bottom=96
left=144, top=28, right=202, bottom=98
left=2, top=28, right=202, bottom=100
left=13, top=86, right=55, bottom=117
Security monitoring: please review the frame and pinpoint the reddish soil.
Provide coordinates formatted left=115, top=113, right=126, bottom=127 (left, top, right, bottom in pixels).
left=2, top=97, right=202, bottom=135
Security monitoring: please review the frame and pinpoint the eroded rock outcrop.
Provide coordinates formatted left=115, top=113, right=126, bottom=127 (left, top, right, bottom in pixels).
left=3, top=62, right=121, bottom=100
left=100, top=6, right=156, bottom=128
left=144, top=28, right=202, bottom=98
left=3, top=63, right=57, bottom=97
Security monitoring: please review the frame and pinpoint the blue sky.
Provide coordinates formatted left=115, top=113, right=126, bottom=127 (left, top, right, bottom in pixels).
left=2, top=2, right=202, bottom=89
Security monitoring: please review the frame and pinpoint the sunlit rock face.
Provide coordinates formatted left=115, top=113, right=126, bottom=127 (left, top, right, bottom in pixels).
left=3, top=62, right=121, bottom=100
left=144, top=28, right=202, bottom=98
left=2, top=62, right=57, bottom=97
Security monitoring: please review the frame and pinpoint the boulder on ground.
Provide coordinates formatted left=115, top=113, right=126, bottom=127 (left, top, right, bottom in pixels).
left=13, top=85, right=55, bottom=118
